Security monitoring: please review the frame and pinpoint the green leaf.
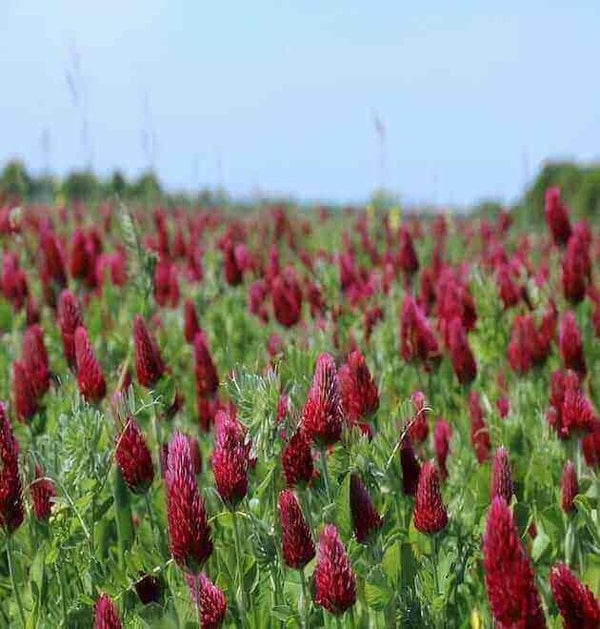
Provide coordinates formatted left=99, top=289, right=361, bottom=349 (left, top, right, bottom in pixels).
left=364, top=566, right=393, bottom=611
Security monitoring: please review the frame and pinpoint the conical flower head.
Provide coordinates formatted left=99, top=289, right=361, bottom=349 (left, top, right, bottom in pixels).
left=302, top=353, right=344, bottom=446
left=116, top=418, right=154, bottom=494
left=408, top=390, right=429, bottom=443
left=184, top=298, right=201, bottom=344
left=57, top=289, right=84, bottom=370
left=165, top=432, right=213, bottom=572
left=94, top=594, right=122, bottom=629
left=434, top=420, right=452, bottom=480
left=545, top=187, right=572, bottom=246
left=0, top=404, right=24, bottom=532
left=194, top=332, right=219, bottom=398
left=561, top=461, right=579, bottom=514
left=282, top=429, right=314, bottom=487
left=350, top=473, right=382, bottom=543
left=448, top=317, right=477, bottom=385
left=278, top=489, right=315, bottom=569
left=491, top=447, right=514, bottom=503
left=559, top=312, right=586, bottom=377
left=272, top=267, right=303, bottom=328
left=74, top=326, right=106, bottom=403
left=483, top=497, right=545, bottom=628
left=550, top=563, right=600, bottom=629
left=30, top=464, right=56, bottom=522
left=547, top=370, right=595, bottom=439
left=338, top=350, right=379, bottom=425
left=400, top=434, right=421, bottom=496
left=133, top=315, right=166, bottom=388
left=413, top=461, right=448, bottom=534
left=12, top=359, right=38, bottom=423
left=313, top=524, right=357, bottom=616
left=212, top=410, right=249, bottom=506
left=400, top=295, right=441, bottom=369
left=582, top=420, right=600, bottom=468
left=22, top=324, right=50, bottom=397
left=186, top=573, right=228, bottom=629
left=469, top=391, right=492, bottom=463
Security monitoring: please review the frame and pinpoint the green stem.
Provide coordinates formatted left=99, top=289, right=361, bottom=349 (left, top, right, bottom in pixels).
left=144, top=492, right=160, bottom=550
left=56, top=565, right=68, bottom=628
left=7, top=535, right=26, bottom=627
left=320, top=447, right=333, bottom=503
left=231, top=509, right=248, bottom=625
left=299, top=569, right=310, bottom=628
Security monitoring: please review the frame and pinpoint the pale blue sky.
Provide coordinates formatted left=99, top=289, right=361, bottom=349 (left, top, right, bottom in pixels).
left=1, top=2, right=599, bottom=205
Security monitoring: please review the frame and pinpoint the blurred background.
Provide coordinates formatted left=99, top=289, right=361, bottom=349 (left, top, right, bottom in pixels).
left=1, top=1, right=599, bottom=210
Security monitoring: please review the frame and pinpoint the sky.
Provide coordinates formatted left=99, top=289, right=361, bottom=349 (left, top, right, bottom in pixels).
left=1, top=1, right=599, bottom=206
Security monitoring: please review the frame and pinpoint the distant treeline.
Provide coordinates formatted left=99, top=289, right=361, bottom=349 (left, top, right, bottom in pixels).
left=3, top=159, right=600, bottom=218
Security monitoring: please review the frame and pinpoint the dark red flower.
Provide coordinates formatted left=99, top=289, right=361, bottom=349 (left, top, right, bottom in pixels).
left=408, top=390, right=429, bottom=443
left=469, top=391, right=491, bottom=463
left=561, top=460, right=578, bottom=514
left=0, top=404, right=24, bottom=532
left=350, top=473, right=382, bottom=543
left=133, top=315, right=166, bottom=388
left=30, top=464, right=56, bottom=522
left=313, top=524, right=356, bottom=616
left=40, top=228, right=67, bottom=288
left=491, top=447, right=513, bottom=503
left=338, top=351, right=379, bottom=428
left=400, top=295, right=441, bottom=369
left=545, top=187, right=572, bottom=246
left=74, top=326, right=106, bottom=403
left=562, top=233, right=590, bottom=304
left=448, top=317, right=477, bottom=385
left=184, top=299, right=201, bottom=344
left=400, top=434, right=421, bottom=496
left=134, top=574, right=162, bottom=605
left=272, top=267, right=303, bottom=328
left=278, top=489, right=315, bottom=569
left=582, top=420, right=600, bottom=467
left=194, top=332, right=219, bottom=398
left=547, top=370, right=595, bottom=440
left=282, top=429, right=314, bottom=487
left=483, top=497, right=545, bottom=628
left=22, top=324, right=50, bottom=397
left=12, top=360, right=38, bottom=423
left=398, top=227, right=419, bottom=278
left=413, top=461, right=448, bottom=534
left=302, top=353, right=344, bottom=446
left=550, top=563, right=600, bottom=629
left=559, top=312, right=586, bottom=377
left=212, top=410, right=249, bottom=507
left=165, top=432, right=212, bottom=572
left=186, top=573, right=227, bottom=629
left=507, top=315, right=540, bottom=375
left=496, top=264, right=521, bottom=309
left=94, top=594, right=122, bottom=629
left=57, top=290, right=84, bottom=370
left=434, top=420, right=452, bottom=480
left=116, top=418, right=154, bottom=494
left=70, top=228, right=92, bottom=281
left=222, top=240, right=243, bottom=286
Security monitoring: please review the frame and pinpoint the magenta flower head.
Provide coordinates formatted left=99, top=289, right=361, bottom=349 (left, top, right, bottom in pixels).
left=278, top=489, right=315, bottom=569
left=30, top=464, right=56, bottom=522
left=57, top=289, right=84, bottom=370
left=271, top=267, right=303, bottom=328
left=282, top=429, right=314, bottom=487
left=22, top=324, right=50, bottom=398
left=74, top=326, right=106, bottom=403
left=0, top=403, right=24, bottom=533
left=165, top=432, right=213, bottom=572
left=561, top=461, right=579, bottom=514
left=448, top=317, right=477, bottom=385
left=194, top=332, right=219, bottom=398
left=94, top=593, right=122, bottom=629
left=400, top=434, right=421, bottom=496
left=483, top=497, right=545, bottom=627
left=434, top=420, right=452, bottom=480
left=302, top=353, right=344, bottom=446
left=184, top=298, right=201, bottom=344
left=545, top=186, right=572, bottom=246
left=12, top=360, right=38, bottom=423
left=338, top=350, right=379, bottom=426
left=212, top=410, right=249, bottom=507
left=313, top=524, right=357, bottom=616
left=491, top=447, right=514, bottom=503
left=550, top=563, right=600, bottom=629
left=115, top=417, right=154, bottom=494
left=186, top=573, right=228, bottom=629
left=413, top=461, right=448, bottom=534
left=133, top=315, right=166, bottom=389
left=559, top=312, right=586, bottom=377
left=349, top=473, right=382, bottom=543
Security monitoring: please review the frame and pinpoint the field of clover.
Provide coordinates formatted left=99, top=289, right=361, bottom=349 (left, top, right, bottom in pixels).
left=0, top=189, right=598, bottom=628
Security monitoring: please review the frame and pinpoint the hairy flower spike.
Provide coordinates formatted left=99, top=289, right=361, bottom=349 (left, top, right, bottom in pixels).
left=313, top=524, right=357, bottom=616
left=133, top=315, right=166, bottom=388
left=12, top=360, right=38, bottom=423
left=434, top=420, right=452, bottom=480
left=350, top=473, right=383, bottom=543
left=165, top=432, right=213, bottom=572
left=448, top=317, right=477, bottom=385
left=400, top=434, right=421, bottom=496
left=212, top=410, right=249, bottom=507
left=547, top=370, right=595, bottom=439
left=413, top=461, right=448, bottom=534
left=30, top=464, right=56, bottom=522
left=550, top=563, right=600, bottom=629
left=0, top=404, right=24, bottom=532
left=338, top=351, right=379, bottom=429
left=184, top=298, right=201, bottom=343
left=483, top=497, right=545, bottom=627
left=282, top=429, right=314, bottom=487
left=194, top=332, right=219, bottom=398
left=491, top=447, right=514, bottom=503
left=561, top=461, right=579, bottom=514
left=57, top=289, right=84, bottom=370
left=94, top=594, right=122, bottom=629
left=116, top=418, right=154, bottom=494
left=74, top=326, right=106, bottom=403
left=22, top=324, right=50, bottom=398
left=545, top=187, right=572, bottom=246
left=186, top=573, right=228, bottom=629
left=302, top=353, right=344, bottom=446
left=559, top=312, right=586, bottom=377
left=278, top=489, right=315, bottom=569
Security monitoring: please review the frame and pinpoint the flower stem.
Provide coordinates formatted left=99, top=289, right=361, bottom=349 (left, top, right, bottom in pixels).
left=299, top=568, right=310, bottom=628
left=231, top=509, right=248, bottom=625
left=7, top=535, right=26, bottom=627
left=320, top=447, right=333, bottom=503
